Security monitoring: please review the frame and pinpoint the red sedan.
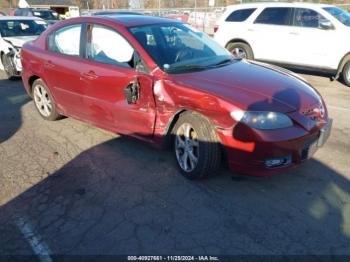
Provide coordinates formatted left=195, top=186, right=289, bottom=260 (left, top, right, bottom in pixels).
left=21, top=15, right=332, bottom=179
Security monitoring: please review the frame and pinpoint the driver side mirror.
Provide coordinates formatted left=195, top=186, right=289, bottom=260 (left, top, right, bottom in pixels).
left=320, top=19, right=333, bottom=30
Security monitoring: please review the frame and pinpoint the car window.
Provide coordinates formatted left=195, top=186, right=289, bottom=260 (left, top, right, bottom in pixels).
left=324, top=6, right=350, bottom=26
left=226, top=8, right=256, bottom=22
left=48, top=24, right=81, bottom=56
left=33, top=10, right=58, bottom=20
left=255, top=7, right=292, bottom=25
left=129, top=23, right=230, bottom=73
left=86, top=24, right=134, bottom=68
left=293, top=8, right=326, bottom=28
left=0, top=19, right=47, bottom=37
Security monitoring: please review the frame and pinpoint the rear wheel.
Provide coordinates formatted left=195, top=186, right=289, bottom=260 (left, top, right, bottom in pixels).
left=1, top=53, right=17, bottom=80
left=226, top=42, right=253, bottom=60
left=32, top=79, right=61, bottom=121
left=342, top=60, right=350, bottom=87
left=172, top=112, right=221, bottom=180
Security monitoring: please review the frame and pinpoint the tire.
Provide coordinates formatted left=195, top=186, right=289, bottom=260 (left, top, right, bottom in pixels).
left=32, top=79, right=61, bottom=121
left=226, top=42, right=254, bottom=60
left=172, top=111, right=222, bottom=180
left=342, top=60, right=350, bottom=87
left=1, top=53, right=18, bottom=80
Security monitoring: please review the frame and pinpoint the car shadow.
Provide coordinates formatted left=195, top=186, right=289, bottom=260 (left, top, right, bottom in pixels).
left=0, top=134, right=349, bottom=255
left=0, top=75, right=30, bottom=144
left=1, top=67, right=349, bottom=256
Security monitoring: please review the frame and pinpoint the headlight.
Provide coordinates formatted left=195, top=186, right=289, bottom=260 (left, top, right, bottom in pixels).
left=231, top=111, right=293, bottom=130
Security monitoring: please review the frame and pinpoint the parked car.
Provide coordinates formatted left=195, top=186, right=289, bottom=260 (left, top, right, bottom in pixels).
left=21, top=16, right=332, bottom=179
left=214, top=3, right=350, bottom=86
left=165, top=14, right=189, bottom=23
left=14, top=8, right=59, bottom=25
left=0, top=16, right=48, bottom=79
left=93, top=10, right=142, bottom=16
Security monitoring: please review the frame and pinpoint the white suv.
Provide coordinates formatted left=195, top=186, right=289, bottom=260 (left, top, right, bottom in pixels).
left=214, top=3, right=350, bottom=86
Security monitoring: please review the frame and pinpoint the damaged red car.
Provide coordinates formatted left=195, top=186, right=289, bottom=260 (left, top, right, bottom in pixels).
left=21, top=15, right=332, bottom=179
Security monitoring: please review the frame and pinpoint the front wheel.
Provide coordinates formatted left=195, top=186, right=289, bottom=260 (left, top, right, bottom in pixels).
left=226, top=42, right=254, bottom=60
left=172, top=112, right=222, bottom=179
left=342, top=60, right=350, bottom=87
left=1, top=53, right=18, bottom=80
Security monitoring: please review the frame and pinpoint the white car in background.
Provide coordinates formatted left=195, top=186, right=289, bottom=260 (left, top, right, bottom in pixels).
left=0, top=16, right=47, bottom=79
left=214, top=3, right=350, bottom=86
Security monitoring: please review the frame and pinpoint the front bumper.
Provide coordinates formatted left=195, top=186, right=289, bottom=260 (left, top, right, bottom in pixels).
left=217, top=119, right=332, bottom=176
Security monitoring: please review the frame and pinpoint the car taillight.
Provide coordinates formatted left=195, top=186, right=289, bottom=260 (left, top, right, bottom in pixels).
left=214, top=25, right=219, bottom=33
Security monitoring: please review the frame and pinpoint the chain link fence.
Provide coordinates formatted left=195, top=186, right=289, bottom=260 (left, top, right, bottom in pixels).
left=82, top=3, right=350, bottom=35
left=82, top=7, right=225, bottom=35
left=2, top=1, right=350, bottom=35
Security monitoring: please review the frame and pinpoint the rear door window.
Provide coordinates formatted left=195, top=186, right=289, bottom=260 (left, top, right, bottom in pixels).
left=254, top=7, right=292, bottom=26
left=86, top=24, right=134, bottom=68
left=48, top=24, right=81, bottom=56
left=225, top=8, right=256, bottom=22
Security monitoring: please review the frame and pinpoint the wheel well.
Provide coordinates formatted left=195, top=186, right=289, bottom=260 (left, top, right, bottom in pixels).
left=163, top=109, right=227, bottom=162
left=225, top=38, right=251, bottom=49
left=28, top=75, right=40, bottom=95
left=0, top=51, right=3, bottom=67
left=163, top=109, right=187, bottom=147
left=337, top=53, right=350, bottom=75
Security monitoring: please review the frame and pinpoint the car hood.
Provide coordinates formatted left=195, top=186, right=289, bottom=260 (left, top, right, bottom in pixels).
left=3, top=36, right=39, bottom=48
left=170, top=60, right=322, bottom=113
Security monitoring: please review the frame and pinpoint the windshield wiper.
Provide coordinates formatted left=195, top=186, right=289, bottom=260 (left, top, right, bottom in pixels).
left=210, top=58, right=233, bottom=67
left=165, top=58, right=234, bottom=73
left=165, top=64, right=208, bottom=73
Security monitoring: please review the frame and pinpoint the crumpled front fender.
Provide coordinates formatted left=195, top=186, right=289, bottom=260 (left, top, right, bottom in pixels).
left=0, top=39, right=21, bottom=72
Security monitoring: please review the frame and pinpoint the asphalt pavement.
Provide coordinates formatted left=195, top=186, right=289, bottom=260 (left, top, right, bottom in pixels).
left=0, top=70, right=350, bottom=256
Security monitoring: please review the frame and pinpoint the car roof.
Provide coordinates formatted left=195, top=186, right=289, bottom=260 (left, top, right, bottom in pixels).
left=83, top=15, right=180, bottom=27
left=0, top=16, right=44, bottom=21
left=94, top=10, right=142, bottom=15
left=226, top=2, right=334, bottom=10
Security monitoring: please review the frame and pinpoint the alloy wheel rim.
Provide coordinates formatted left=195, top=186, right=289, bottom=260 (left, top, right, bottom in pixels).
left=231, top=47, right=247, bottom=59
left=33, top=85, right=52, bottom=117
left=175, top=123, right=199, bottom=172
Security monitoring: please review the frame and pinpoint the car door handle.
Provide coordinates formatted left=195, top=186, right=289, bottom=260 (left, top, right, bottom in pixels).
left=248, top=28, right=255, bottom=32
left=81, top=71, right=98, bottom=80
left=289, top=32, right=299, bottom=35
left=44, top=60, right=55, bottom=68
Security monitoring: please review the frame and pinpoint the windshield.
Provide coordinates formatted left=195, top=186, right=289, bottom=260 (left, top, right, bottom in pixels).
left=324, top=6, right=350, bottom=26
left=0, top=20, right=47, bottom=37
left=33, top=10, right=58, bottom=20
left=129, top=23, right=232, bottom=73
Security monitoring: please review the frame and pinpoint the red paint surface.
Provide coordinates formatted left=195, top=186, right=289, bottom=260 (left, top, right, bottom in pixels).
left=21, top=16, right=330, bottom=176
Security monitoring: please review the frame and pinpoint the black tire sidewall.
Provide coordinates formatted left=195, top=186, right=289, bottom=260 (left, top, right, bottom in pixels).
left=32, top=79, right=60, bottom=121
left=342, top=61, right=350, bottom=87
left=172, top=112, right=221, bottom=179
left=227, top=42, right=254, bottom=60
